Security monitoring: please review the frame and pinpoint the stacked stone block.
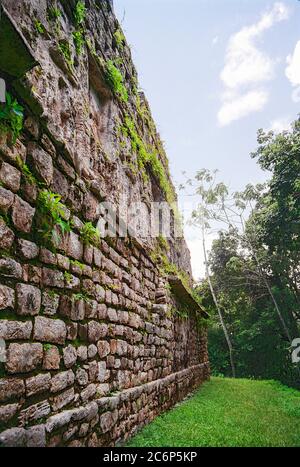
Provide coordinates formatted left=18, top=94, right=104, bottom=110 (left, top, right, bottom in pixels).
left=0, top=0, right=209, bottom=446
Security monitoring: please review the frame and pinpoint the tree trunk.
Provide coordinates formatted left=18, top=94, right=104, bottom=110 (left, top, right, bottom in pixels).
left=202, top=227, right=236, bottom=378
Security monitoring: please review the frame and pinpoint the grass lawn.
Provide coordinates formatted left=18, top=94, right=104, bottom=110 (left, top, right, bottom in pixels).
left=127, top=377, right=300, bottom=447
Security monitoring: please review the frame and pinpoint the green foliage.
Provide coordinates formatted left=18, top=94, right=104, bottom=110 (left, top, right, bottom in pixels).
left=70, top=259, right=85, bottom=271
left=73, top=30, right=85, bottom=55
left=127, top=377, right=300, bottom=447
left=104, top=60, right=128, bottom=103
left=34, top=19, right=45, bottom=34
left=198, top=225, right=300, bottom=389
left=174, top=307, right=189, bottom=320
left=36, top=190, right=71, bottom=246
left=64, top=271, right=73, bottom=284
left=0, top=92, right=24, bottom=144
left=80, top=222, right=100, bottom=246
left=16, top=156, right=37, bottom=186
left=157, top=234, right=169, bottom=252
left=122, top=116, right=175, bottom=204
left=43, top=344, right=53, bottom=352
left=48, top=7, right=61, bottom=20
left=73, top=292, right=90, bottom=303
left=58, top=40, right=73, bottom=69
left=114, top=28, right=126, bottom=49
left=74, top=1, right=86, bottom=26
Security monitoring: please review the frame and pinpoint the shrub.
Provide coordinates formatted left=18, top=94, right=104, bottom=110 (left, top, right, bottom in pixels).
left=74, top=1, right=86, bottom=26
left=36, top=190, right=71, bottom=245
left=104, top=61, right=128, bottom=103
left=73, top=30, right=85, bottom=55
left=80, top=222, right=100, bottom=246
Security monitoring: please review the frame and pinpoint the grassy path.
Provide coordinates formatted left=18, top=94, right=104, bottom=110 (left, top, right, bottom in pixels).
left=127, top=377, right=300, bottom=447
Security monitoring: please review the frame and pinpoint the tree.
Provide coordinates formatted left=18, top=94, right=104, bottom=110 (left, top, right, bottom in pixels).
left=180, top=169, right=236, bottom=377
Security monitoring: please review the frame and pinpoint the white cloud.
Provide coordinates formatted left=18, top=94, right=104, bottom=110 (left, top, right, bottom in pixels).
left=218, top=2, right=290, bottom=126
left=267, top=116, right=292, bottom=133
left=218, top=90, right=268, bottom=126
left=286, top=40, right=300, bottom=87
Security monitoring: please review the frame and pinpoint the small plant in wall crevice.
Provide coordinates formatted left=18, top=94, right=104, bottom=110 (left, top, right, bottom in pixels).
left=80, top=222, right=100, bottom=246
left=0, top=92, right=24, bottom=144
left=74, top=1, right=86, bottom=26
left=104, top=60, right=128, bottom=103
left=35, top=190, right=71, bottom=246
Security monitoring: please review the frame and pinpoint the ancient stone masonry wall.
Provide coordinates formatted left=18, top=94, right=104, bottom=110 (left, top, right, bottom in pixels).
left=0, top=0, right=209, bottom=447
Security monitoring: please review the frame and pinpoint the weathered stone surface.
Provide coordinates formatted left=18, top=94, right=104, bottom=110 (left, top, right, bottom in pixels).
left=24, top=116, right=39, bottom=138
left=95, top=285, right=105, bottom=303
left=42, top=268, right=64, bottom=288
left=98, top=361, right=107, bottom=383
left=51, top=388, right=75, bottom=411
left=88, top=344, right=98, bottom=359
left=88, top=321, right=108, bottom=343
left=85, top=300, right=98, bottom=319
left=51, top=168, right=69, bottom=201
left=43, top=345, right=60, bottom=370
left=0, top=378, right=25, bottom=402
left=51, top=370, right=75, bottom=393
left=77, top=345, right=88, bottom=361
left=0, top=218, right=14, bottom=249
left=63, top=345, right=77, bottom=368
left=59, top=296, right=85, bottom=321
left=65, top=273, right=80, bottom=290
left=68, top=231, right=83, bottom=260
left=96, top=383, right=110, bottom=398
left=0, top=403, right=19, bottom=423
left=46, top=410, right=73, bottom=433
left=0, top=186, right=14, bottom=213
left=26, top=425, right=46, bottom=447
left=6, top=343, right=43, bottom=374
left=0, top=427, right=26, bottom=447
left=97, top=340, right=110, bottom=358
left=0, top=258, right=22, bottom=279
left=17, top=238, right=39, bottom=259
left=78, top=422, right=89, bottom=437
left=42, top=291, right=59, bottom=315
left=16, top=283, right=41, bottom=316
left=25, top=373, right=51, bottom=397
left=107, top=308, right=118, bottom=322
left=98, top=303, right=107, bottom=320
left=40, top=248, right=57, bottom=265
left=76, top=368, right=89, bottom=387
left=66, top=322, right=78, bottom=341
left=0, top=162, right=21, bottom=192
left=12, top=195, right=35, bottom=233
left=99, top=410, right=118, bottom=434
left=28, top=144, right=53, bottom=186
left=0, top=285, right=15, bottom=310
left=57, top=254, right=70, bottom=270
left=19, top=400, right=51, bottom=426
left=0, top=320, right=32, bottom=341
left=33, top=316, right=66, bottom=345
left=80, top=384, right=97, bottom=403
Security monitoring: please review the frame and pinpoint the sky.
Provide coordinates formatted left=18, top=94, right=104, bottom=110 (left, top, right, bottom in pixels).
left=114, top=0, right=300, bottom=280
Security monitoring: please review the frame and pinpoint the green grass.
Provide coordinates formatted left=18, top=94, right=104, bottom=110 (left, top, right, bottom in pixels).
left=127, top=377, right=300, bottom=447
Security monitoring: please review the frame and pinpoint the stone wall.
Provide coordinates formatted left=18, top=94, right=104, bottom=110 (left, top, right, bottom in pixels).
left=0, top=0, right=209, bottom=447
